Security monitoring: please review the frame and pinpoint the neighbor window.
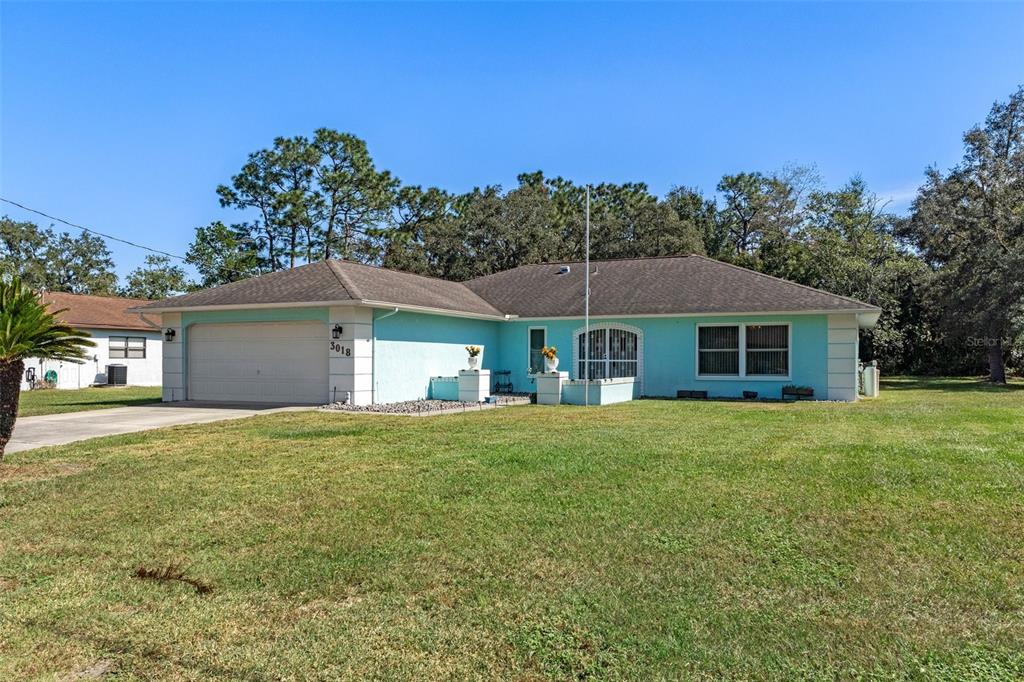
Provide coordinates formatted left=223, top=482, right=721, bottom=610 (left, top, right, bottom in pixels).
left=697, top=323, right=790, bottom=378
left=109, top=336, right=146, bottom=359
left=745, top=325, right=789, bottom=376
left=698, top=325, right=740, bottom=376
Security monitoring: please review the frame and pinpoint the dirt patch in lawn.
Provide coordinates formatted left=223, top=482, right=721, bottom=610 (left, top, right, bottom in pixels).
left=0, top=461, right=91, bottom=483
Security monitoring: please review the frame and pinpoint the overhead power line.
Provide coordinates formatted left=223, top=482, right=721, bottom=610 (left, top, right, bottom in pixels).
left=0, top=196, right=188, bottom=262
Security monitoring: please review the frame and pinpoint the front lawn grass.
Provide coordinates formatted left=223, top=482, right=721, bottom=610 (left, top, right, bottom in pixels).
left=17, top=385, right=162, bottom=417
left=1, top=377, right=1022, bottom=679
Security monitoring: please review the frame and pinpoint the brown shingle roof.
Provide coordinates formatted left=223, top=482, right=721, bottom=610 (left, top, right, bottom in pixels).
left=140, top=255, right=879, bottom=318
left=327, top=261, right=504, bottom=317
left=41, top=292, right=160, bottom=331
left=463, top=255, right=878, bottom=317
left=141, top=261, right=354, bottom=310
left=141, top=260, right=504, bottom=317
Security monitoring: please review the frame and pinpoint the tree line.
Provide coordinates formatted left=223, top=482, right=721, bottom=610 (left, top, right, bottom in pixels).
left=0, top=219, right=189, bottom=300
left=3, top=87, right=1021, bottom=381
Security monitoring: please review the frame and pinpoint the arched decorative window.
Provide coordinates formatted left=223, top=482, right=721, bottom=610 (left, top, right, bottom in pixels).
left=573, top=323, right=643, bottom=390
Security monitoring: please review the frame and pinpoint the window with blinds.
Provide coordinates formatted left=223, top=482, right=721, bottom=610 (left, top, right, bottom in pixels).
left=698, top=326, right=740, bottom=375
left=746, top=325, right=789, bottom=376
left=697, top=323, right=790, bottom=378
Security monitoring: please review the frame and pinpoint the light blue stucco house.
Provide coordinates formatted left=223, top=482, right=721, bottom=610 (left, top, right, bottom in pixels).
left=138, top=255, right=880, bottom=404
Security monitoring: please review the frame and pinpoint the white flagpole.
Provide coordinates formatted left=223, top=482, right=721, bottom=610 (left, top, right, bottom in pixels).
left=585, top=186, right=590, bottom=408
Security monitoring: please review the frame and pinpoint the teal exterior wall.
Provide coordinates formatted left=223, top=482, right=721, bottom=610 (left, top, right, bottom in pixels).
left=680, top=315, right=828, bottom=399
left=172, top=304, right=830, bottom=404
left=372, top=309, right=501, bottom=403
left=492, top=314, right=829, bottom=399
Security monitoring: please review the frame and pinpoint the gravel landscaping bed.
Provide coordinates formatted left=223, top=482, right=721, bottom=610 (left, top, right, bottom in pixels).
left=322, top=396, right=530, bottom=415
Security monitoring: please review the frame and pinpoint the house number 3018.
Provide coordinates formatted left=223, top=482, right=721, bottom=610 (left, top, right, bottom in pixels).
left=330, top=341, right=352, bottom=356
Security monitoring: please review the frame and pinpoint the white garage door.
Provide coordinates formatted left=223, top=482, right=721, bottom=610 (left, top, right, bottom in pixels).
left=188, top=321, right=328, bottom=403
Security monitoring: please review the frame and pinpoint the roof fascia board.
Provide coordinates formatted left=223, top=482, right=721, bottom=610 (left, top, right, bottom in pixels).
left=133, top=301, right=878, bottom=323
left=129, top=300, right=355, bottom=314
left=73, top=323, right=162, bottom=332
left=354, top=300, right=506, bottom=320
left=509, top=308, right=881, bottom=322
left=132, top=299, right=507, bottom=320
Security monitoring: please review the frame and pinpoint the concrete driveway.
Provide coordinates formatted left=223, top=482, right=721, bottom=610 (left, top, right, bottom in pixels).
left=8, top=402, right=313, bottom=454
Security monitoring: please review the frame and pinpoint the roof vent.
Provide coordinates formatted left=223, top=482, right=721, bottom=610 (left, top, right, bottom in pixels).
left=558, top=265, right=571, bottom=275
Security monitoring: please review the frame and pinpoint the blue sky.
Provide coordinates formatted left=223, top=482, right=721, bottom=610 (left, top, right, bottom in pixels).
left=2, top=2, right=1023, bottom=280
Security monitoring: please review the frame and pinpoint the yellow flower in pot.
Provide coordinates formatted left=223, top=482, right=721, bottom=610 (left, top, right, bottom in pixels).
left=541, top=345, right=559, bottom=372
left=465, top=345, right=482, bottom=370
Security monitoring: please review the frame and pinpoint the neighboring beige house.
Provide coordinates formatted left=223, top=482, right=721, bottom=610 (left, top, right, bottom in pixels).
left=21, top=292, right=163, bottom=390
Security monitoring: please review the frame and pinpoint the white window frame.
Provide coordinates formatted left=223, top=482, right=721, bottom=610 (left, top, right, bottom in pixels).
left=695, top=322, right=791, bottom=381
left=109, top=335, right=147, bottom=360
left=527, top=326, right=547, bottom=375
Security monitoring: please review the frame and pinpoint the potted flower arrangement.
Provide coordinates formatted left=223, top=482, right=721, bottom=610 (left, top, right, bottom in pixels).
left=465, top=345, right=482, bottom=370
left=541, top=345, right=559, bottom=372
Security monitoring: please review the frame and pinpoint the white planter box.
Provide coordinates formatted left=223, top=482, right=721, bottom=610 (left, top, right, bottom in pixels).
left=562, top=377, right=635, bottom=405
left=458, top=370, right=490, bottom=403
left=535, top=371, right=567, bottom=405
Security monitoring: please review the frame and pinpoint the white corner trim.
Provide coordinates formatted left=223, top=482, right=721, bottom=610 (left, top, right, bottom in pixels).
left=827, top=314, right=860, bottom=401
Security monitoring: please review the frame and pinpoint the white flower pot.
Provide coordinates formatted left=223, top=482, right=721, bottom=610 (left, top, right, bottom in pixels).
left=467, top=355, right=480, bottom=370
left=545, top=356, right=559, bottom=372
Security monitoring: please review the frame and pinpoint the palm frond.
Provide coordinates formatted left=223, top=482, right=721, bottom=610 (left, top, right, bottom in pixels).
left=0, top=277, right=95, bottom=363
